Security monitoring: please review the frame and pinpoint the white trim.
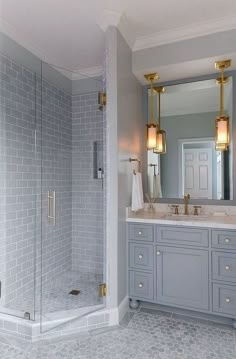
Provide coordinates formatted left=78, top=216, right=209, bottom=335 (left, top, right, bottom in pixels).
left=118, top=296, right=129, bottom=322
left=133, top=16, right=236, bottom=51
left=72, top=66, right=103, bottom=80
left=97, top=10, right=135, bottom=49
left=178, top=137, right=214, bottom=197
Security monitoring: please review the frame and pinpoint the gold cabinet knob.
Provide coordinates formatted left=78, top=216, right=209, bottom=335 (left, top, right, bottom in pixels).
left=225, top=298, right=231, bottom=303
left=138, top=283, right=143, bottom=288
left=225, top=238, right=230, bottom=244
left=156, top=251, right=161, bottom=256
left=225, top=265, right=230, bottom=271
left=138, top=254, right=143, bottom=259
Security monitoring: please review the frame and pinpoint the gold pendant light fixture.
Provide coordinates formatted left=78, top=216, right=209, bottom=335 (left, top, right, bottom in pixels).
left=153, top=86, right=166, bottom=154
left=215, top=59, right=231, bottom=151
left=145, top=73, right=159, bottom=150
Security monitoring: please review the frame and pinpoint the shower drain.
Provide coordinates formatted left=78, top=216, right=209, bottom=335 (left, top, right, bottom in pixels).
left=68, top=289, right=81, bottom=295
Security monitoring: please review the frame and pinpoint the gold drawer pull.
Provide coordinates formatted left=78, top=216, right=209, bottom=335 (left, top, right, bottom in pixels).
left=138, top=254, right=143, bottom=259
left=225, top=298, right=231, bottom=303
left=225, top=265, right=230, bottom=271
left=138, top=283, right=143, bottom=288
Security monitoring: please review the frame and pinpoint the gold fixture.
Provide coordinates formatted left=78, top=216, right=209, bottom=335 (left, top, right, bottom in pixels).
left=184, top=193, right=190, bottom=215
left=215, top=59, right=231, bottom=150
left=193, top=205, right=202, bottom=216
left=145, top=73, right=160, bottom=150
left=47, top=191, right=56, bottom=225
left=99, top=283, right=107, bottom=297
left=98, top=92, right=106, bottom=111
left=153, top=86, right=166, bottom=154
left=171, top=205, right=179, bottom=215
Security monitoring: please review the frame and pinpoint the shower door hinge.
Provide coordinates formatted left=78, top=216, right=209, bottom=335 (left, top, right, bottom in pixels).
left=99, top=283, right=107, bottom=297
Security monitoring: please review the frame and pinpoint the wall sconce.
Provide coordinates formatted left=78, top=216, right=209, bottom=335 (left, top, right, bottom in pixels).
left=215, top=59, right=231, bottom=150
left=153, top=86, right=166, bottom=154
left=145, top=73, right=159, bottom=150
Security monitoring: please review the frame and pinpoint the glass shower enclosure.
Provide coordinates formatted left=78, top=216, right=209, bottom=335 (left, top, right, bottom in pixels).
left=0, top=43, right=106, bottom=333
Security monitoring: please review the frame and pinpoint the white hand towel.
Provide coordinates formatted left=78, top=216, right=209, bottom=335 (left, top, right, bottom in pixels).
left=131, top=172, right=144, bottom=212
left=153, top=174, right=162, bottom=199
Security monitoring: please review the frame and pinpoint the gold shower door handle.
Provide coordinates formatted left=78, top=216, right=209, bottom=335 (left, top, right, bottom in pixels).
left=47, top=191, right=56, bottom=225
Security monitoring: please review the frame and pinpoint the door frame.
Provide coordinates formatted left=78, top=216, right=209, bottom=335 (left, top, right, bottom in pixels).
left=178, top=137, right=214, bottom=197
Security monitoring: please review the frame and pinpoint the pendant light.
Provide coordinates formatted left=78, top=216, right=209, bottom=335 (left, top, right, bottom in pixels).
left=153, top=86, right=166, bottom=154
left=145, top=73, right=159, bottom=150
left=215, top=59, right=231, bottom=150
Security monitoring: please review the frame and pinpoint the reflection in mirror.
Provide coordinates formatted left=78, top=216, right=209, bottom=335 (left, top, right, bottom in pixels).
left=147, top=78, right=233, bottom=200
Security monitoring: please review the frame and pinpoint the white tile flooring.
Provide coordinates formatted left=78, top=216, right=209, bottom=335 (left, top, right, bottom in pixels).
left=5, top=271, right=103, bottom=314
left=1, top=307, right=236, bottom=359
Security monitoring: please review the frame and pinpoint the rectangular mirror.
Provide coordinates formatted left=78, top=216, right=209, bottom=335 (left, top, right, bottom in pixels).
left=147, top=77, right=233, bottom=201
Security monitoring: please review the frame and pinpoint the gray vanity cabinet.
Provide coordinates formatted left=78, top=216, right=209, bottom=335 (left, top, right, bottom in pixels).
left=128, top=222, right=236, bottom=327
left=156, top=246, right=209, bottom=310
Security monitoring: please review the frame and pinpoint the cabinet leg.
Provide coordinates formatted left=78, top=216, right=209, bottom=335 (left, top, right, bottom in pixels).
left=233, top=320, right=236, bottom=330
left=129, top=299, right=140, bottom=310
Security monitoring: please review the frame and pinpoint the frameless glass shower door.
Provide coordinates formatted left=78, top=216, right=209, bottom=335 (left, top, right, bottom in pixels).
left=0, top=50, right=39, bottom=320
left=40, top=62, right=106, bottom=332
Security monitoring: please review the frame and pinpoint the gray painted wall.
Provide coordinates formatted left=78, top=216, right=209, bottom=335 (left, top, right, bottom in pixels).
left=72, top=77, right=103, bottom=95
left=105, top=27, right=144, bottom=307
left=160, top=112, right=218, bottom=198
left=133, top=29, right=236, bottom=73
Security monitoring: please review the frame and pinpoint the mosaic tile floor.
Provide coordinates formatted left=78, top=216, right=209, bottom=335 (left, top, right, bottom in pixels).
left=1, top=308, right=236, bottom=359
left=5, top=271, right=103, bottom=314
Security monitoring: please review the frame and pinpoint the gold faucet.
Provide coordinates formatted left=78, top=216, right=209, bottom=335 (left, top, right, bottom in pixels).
left=184, top=194, right=190, bottom=215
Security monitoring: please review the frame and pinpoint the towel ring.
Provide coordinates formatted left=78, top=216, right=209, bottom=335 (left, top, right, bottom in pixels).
left=129, top=158, right=141, bottom=174
left=149, top=163, right=157, bottom=176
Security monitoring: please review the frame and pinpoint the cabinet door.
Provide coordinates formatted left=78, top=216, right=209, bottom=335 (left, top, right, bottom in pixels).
left=156, top=246, right=209, bottom=310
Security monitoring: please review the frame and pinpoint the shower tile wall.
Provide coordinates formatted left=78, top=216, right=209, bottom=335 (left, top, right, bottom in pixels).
left=72, top=93, right=104, bottom=275
left=0, top=54, right=38, bottom=311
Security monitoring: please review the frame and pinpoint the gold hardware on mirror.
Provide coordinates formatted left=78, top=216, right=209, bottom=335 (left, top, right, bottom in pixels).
left=153, top=86, right=166, bottom=154
left=215, top=59, right=231, bottom=151
left=98, top=92, right=106, bottom=111
left=99, top=283, right=107, bottom=297
left=144, top=73, right=159, bottom=150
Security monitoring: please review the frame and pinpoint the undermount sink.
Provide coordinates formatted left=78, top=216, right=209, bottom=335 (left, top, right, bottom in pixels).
left=162, top=214, right=209, bottom=221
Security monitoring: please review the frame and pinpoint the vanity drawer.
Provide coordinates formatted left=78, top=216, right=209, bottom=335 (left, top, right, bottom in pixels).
left=212, top=252, right=236, bottom=283
left=128, top=224, right=154, bottom=242
left=129, top=243, right=153, bottom=271
left=212, top=230, right=236, bottom=250
left=129, top=271, right=153, bottom=300
left=157, top=226, right=209, bottom=247
left=213, top=283, right=236, bottom=316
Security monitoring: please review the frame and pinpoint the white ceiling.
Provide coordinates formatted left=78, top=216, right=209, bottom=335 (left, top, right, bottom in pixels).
left=152, top=79, right=232, bottom=117
left=1, top=0, right=236, bottom=78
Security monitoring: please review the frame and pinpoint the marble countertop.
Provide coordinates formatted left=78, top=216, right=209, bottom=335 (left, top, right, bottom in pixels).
left=127, top=211, right=236, bottom=229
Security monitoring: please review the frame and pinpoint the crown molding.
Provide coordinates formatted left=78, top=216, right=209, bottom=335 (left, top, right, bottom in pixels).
left=97, top=9, right=135, bottom=49
left=133, top=16, right=236, bottom=51
left=72, top=66, right=103, bottom=80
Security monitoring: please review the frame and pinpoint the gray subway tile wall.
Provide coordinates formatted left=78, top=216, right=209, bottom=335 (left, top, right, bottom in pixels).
left=0, top=53, right=105, bottom=318
left=72, top=93, right=105, bottom=275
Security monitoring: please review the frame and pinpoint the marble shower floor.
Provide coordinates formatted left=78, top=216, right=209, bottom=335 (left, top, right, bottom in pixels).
left=5, top=271, right=103, bottom=314
left=1, top=307, right=236, bottom=359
